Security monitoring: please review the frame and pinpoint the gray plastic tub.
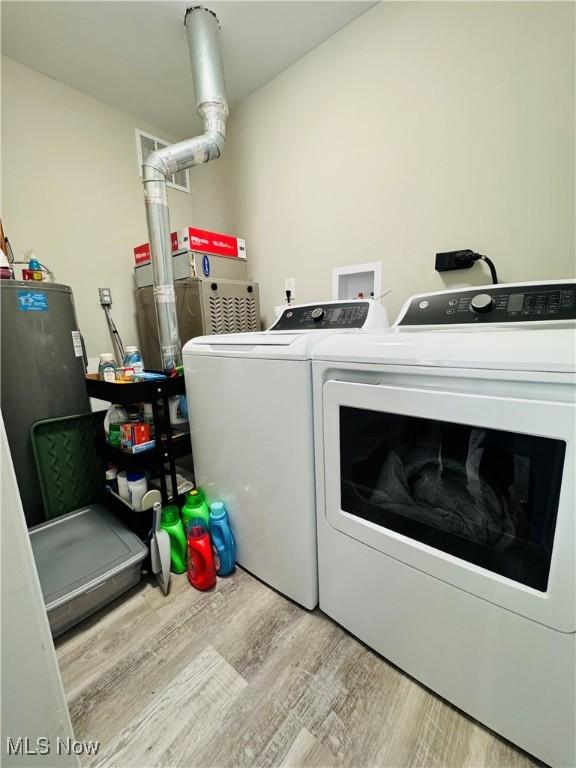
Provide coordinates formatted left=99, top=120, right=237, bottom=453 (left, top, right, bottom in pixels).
left=29, top=505, right=148, bottom=637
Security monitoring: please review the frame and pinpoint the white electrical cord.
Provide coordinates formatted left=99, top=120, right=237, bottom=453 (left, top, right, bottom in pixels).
left=372, top=288, right=393, bottom=303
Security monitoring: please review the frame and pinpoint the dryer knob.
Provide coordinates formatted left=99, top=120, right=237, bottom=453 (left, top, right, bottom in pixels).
left=470, top=293, right=494, bottom=313
left=311, top=307, right=325, bottom=321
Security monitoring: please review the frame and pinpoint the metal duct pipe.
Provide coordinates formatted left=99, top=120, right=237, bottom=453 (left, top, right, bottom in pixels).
left=142, top=6, right=228, bottom=371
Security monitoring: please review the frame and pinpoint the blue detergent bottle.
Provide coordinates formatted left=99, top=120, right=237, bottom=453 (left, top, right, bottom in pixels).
left=209, top=502, right=236, bottom=576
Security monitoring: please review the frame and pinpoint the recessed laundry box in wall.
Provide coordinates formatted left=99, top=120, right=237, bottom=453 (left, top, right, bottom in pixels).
left=30, top=506, right=147, bottom=637
left=332, top=262, right=382, bottom=301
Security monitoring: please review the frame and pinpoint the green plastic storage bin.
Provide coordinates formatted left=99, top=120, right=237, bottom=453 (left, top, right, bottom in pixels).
left=31, top=411, right=105, bottom=520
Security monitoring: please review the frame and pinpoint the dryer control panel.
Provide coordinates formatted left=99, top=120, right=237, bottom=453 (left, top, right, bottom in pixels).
left=270, top=301, right=370, bottom=331
left=398, top=282, right=576, bottom=326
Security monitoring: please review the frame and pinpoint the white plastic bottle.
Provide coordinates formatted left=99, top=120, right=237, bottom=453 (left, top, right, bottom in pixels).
left=127, top=472, right=147, bottom=512
left=123, top=346, right=144, bottom=375
left=143, top=402, right=155, bottom=439
left=117, top=471, right=129, bottom=501
left=103, top=403, right=129, bottom=438
left=98, top=353, right=117, bottom=382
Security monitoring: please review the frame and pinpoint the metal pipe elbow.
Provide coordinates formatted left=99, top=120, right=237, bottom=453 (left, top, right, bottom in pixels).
left=204, top=130, right=225, bottom=160
left=198, top=101, right=228, bottom=139
left=142, top=150, right=170, bottom=179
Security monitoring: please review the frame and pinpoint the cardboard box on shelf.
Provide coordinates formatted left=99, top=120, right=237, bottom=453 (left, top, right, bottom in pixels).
left=177, top=227, right=246, bottom=259
left=121, top=422, right=152, bottom=453
left=133, top=232, right=179, bottom=265
left=134, top=249, right=249, bottom=288
left=134, top=226, right=246, bottom=266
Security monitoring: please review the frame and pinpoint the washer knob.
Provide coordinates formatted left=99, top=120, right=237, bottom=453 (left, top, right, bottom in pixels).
left=470, top=293, right=494, bottom=313
left=311, top=307, right=325, bottom=321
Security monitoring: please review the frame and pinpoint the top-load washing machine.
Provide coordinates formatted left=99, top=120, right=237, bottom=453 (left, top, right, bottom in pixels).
left=312, top=280, right=576, bottom=766
left=183, top=299, right=389, bottom=609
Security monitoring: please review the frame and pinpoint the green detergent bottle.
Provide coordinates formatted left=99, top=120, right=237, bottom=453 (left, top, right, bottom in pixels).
left=160, top=505, right=187, bottom=574
left=181, top=489, right=210, bottom=531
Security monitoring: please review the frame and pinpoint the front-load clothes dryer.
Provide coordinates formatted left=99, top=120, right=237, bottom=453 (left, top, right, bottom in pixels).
left=312, top=280, right=576, bottom=767
left=183, top=300, right=389, bottom=609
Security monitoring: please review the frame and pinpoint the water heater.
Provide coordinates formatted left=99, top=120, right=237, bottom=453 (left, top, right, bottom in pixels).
left=0, top=282, right=89, bottom=526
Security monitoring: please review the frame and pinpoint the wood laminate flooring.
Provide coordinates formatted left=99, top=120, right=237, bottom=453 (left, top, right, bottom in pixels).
left=56, top=569, right=537, bottom=768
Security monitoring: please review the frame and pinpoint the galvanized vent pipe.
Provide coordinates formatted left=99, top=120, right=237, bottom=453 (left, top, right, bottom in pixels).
left=142, top=6, right=228, bottom=371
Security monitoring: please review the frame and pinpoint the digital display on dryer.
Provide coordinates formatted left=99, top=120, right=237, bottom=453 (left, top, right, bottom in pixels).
left=507, top=294, right=524, bottom=312
left=399, top=282, right=576, bottom=325
left=271, top=302, right=369, bottom=331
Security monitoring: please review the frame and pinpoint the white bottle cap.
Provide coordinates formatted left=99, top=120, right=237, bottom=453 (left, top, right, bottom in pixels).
left=125, top=345, right=138, bottom=353
left=100, top=353, right=115, bottom=361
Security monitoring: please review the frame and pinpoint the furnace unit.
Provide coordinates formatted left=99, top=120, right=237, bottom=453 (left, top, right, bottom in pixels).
left=135, top=249, right=260, bottom=370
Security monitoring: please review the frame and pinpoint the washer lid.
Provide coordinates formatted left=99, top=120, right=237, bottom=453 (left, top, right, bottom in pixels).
left=190, top=332, right=300, bottom=346
left=312, top=328, right=576, bottom=374
left=183, top=330, right=342, bottom=360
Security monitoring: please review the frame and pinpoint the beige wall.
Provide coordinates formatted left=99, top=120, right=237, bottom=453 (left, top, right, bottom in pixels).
left=3, top=1, right=574, bottom=337
left=220, top=1, right=575, bottom=325
left=1, top=56, right=231, bottom=356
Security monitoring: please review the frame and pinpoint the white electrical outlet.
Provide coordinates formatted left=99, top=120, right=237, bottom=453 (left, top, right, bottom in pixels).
left=284, top=277, right=295, bottom=297
left=98, top=287, right=112, bottom=306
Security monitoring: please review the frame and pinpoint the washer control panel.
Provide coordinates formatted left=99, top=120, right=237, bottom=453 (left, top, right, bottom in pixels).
left=271, top=301, right=370, bottom=331
left=398, top=282, right=576, bottom=326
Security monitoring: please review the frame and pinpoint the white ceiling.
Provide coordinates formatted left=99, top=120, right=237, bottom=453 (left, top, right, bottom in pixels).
left=2, top=1, right=375, bottom=137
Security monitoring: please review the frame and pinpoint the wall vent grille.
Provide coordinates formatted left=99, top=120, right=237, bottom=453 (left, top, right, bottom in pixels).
left=135, top=129, right=190, bottom=193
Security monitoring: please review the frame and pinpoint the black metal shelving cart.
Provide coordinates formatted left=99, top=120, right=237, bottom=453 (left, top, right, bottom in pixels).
left=85, top=374, right=192, bottom=508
